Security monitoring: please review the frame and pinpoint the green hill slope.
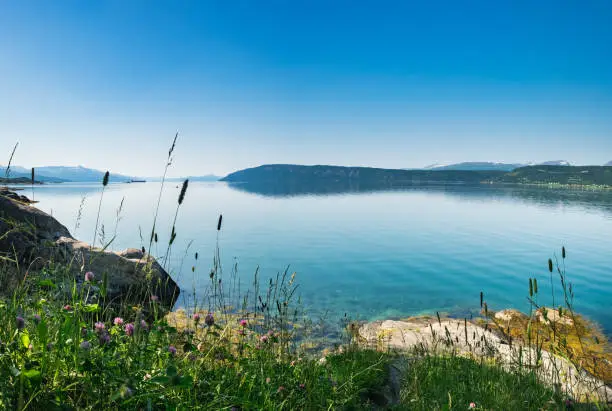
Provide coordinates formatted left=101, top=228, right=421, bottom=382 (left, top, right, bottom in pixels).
left=499, top=165, right=612, bottom=186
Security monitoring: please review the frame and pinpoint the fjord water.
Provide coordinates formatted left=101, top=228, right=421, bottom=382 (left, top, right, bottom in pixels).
left=28, top=182, right=612, bottom=334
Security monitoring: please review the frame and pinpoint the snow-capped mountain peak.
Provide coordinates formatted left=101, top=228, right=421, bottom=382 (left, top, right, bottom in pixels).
left=538, top=160, right=571, bottom=166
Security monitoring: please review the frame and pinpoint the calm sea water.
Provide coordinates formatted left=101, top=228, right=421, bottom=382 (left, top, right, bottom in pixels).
left=22, top=182, right=612, bottom=334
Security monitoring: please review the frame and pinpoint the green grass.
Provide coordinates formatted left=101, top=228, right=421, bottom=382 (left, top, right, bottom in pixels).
left=0, top=264, right=396, bottom=410
left=0, top=261, right=579, bottom=410
left=400, top=355, right=562, bottom=410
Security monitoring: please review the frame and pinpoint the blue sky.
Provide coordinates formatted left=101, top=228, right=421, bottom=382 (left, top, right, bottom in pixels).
left=1, top=1, right=611, bottom=176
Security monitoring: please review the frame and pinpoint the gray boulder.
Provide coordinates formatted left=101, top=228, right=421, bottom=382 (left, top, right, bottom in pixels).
left=0, top=192, right=179, bottom=308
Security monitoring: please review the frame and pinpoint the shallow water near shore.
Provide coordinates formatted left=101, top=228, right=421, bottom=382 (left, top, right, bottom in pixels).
left=22, top=181, right=612, bottom=335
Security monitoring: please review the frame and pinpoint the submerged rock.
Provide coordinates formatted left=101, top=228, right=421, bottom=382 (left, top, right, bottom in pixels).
left=0, top=191, right=179, bottom=308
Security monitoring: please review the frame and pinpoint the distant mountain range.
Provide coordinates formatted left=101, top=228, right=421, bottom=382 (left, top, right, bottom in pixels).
left=3, top=161, right=608, bottom=185
left=537, top=160, right=572, bottom=166
left=1, top=166, right=67, bottom=183
left=0, top=165, right=135, bottom=183
left=1, top=165, right=220, bottom=183
left=422, top=160, right=573, bottom=171
left=422, top=162, right=524, bottom=172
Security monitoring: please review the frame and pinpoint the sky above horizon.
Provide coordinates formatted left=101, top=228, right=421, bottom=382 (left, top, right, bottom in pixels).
left=1, top=1, right=611, bottom=177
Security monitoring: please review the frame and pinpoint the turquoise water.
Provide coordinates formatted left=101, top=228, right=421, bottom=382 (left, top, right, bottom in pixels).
left=24, top=182, right=612, bottom=333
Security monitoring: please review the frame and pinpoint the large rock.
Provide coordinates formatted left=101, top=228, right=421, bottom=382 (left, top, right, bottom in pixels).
left=357, top=317, right=612, bottom=402
left=0, top=192, right=179, bottom=308
left=536, top=307, right=574, bottom=326
left=494, top=309, right=528, bottom=323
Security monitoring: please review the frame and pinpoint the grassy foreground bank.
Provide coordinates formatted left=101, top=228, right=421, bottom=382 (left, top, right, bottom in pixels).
left=0, top=261, right=577, bottom=410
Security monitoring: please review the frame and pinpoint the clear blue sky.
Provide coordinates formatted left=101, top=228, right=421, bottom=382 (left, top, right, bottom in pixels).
left=1, top=1, right=611, bottom=176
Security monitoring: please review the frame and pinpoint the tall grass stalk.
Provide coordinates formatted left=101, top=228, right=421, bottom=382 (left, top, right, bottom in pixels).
left=74, top=195, right=87, bottom=234
left=147, top=132, right=178, bottom=259
left=112, top=196, right=125, bottom=240
left=163, top=179, right=188, bottom=271
left=4, top=142, right=18, bottom=179
left=91, top=171, right=110, bottom=249
left=30, top=168, right=35, bottom=202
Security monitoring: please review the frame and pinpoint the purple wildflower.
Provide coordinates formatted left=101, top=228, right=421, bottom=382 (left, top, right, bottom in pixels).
left=33, top=314, right=41, bottom=324
left=239, top=319, right=248, bottom=328
left=95, top=321, right=105, bottom=332
left=193, top=313, right=201, bottom=323
left=16, top=316, right=25, bottom=330
left=168, top=345, right=177, bottom=356
left=204, top=312, right=214, bottom=327
left=124, top=323, right=135, bottom=336
left=150, top=295, right=159, bottom=302
left=113, top=317, right=124, bottom=326
left=63, top=305, right=72, bottom=311
left=80, top=341, right=91, bottom=350
left=84, top=271, right=95, bottom=282
left=260, top=335, right=269, bottom=343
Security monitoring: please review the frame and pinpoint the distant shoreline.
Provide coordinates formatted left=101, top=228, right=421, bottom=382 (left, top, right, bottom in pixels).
left=487, top=181, right=612, bottom=191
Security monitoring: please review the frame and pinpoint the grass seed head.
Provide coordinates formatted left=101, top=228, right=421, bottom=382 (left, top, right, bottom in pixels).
left=178, top=179, right=188, bottom=205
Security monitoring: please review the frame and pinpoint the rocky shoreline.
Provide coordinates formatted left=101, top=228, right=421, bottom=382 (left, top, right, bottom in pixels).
left=356, top=312, right=612, bottom=402
left=0, top=190, right=179, bottom=309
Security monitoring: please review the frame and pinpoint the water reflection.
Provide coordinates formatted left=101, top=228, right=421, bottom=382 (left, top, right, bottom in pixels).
left=227, top=182, right=612, bottom=216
